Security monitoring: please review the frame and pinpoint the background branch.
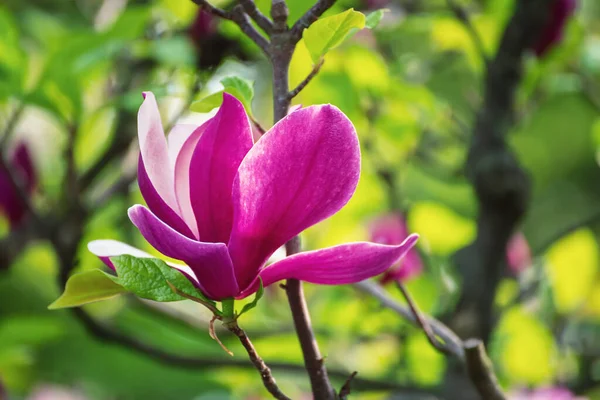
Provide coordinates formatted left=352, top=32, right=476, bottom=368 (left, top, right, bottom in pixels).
left=452, top=0, right=554, bottom=342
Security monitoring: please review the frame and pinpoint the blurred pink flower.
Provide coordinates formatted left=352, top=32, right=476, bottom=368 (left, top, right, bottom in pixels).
left=0, top=141, right=36, bottom=229
left=506, top=232, right=532, bottom=274
left=509, top=386, right=583, bottom=400
left=533, top=0, right=577, bottom=57
left=27, top=384, right=87, bottom=400
left=89, top=93, right=418, bottom=301
left=369, top=212, right=423, bottom=284
left=188, top=7, right=217, bottom=43
left=363, top=0, right=390, bottom=10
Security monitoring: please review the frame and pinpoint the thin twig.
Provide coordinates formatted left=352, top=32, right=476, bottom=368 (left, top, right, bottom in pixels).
left=239, top=0, right=274, bottom=35
left=338, top=371, right=358, bottom=399
left=463, top=339, right=506, bottom=400
left=445, top=0, right=490, bottom=66
left=396, top=283, right=453, bottom=356
left=190, top=0, right=231, bottom=20
left=230, top=5, right=271, bottom=55
left=227, top=321, right=291, bottom=400
left=288, top=59, right=324, bottom=100
left=354, top=281, right=465, bottom=361
left=290, top=0, right=337, bottom=43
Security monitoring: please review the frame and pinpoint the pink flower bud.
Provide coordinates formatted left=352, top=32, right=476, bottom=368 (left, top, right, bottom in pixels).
left=368, top=212, right=423, bottom=284
left=506, top=232, right=532, bottom=274
left=533, top=0, right=577, bottom=57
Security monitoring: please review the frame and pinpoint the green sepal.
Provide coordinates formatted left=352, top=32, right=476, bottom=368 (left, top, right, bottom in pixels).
left=237, top=278, right=264, bottom=318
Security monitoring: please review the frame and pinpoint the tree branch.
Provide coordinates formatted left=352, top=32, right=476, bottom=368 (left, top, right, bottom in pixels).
left=284, top=238, right=336, bottom=400
left=290, top=0, right=337, bottom=43
left=463, top=339, right=506, bottom=400
left=226, top=321, right=291, bottom=400
left=239, top=0, right=274, bottom=35
left=452, top=0, right=554, bottom=342
left=288, top=59, right=324, bottom=100
left=231, top=5, right=271, bottom=55
left=190, top=0, right=231, bottom=20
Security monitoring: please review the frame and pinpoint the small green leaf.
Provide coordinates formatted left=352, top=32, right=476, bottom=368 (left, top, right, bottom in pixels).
left=221, top=76, right=255, bottom=115
left=48, top=269, right=126, bottom=309
left=365, top=9, right=387, bottom=29
left=190, top=77, right=255, bottom=116
left=238, top=278, right=264, bottom=317
left=303, top=9, right=366, bottom=63
left=111, top=255, right=202, bottom=302
left=190, top=91, right=224, bottom=113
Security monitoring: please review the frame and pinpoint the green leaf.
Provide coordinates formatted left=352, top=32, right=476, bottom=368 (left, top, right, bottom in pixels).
left=48, top=269, right=126, bottom=309
left=190, top=91, right=224, bottom=113
left=238, top=278, right=264, bottom=317
left=365, top=9, right=387, bottom=29
left=302, top=8, right=366, bottom=63
left=221, top=76, right=255, bottom=115
left=190, top=77, right=255, bottom=116
left=111, top=255, right=204, bottom=302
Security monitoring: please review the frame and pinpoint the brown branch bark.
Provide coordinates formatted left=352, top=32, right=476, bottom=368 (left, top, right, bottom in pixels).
left=463, top=339, right=506, bottom=400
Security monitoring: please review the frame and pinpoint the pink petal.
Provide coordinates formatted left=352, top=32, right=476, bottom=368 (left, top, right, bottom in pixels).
left=237, top=235, right=419, bottom=298
left=128, top=205, right=239, bottom=300
left=188, top=93, right=253, bottom=244
left=167, top=124, right=199, bottom=171
left=137, top=92, right=178, bottom=212
left=87, top=240, right=198, bottom=285
left=173, top=122, right=210, bottom=239
left=138, top=159, right=196, bottom=239
left=229, top=105, right=360, bottom=290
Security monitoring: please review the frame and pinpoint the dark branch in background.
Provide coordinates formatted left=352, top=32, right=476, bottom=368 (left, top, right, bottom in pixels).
left=463, top=339, right=505, bottom=400
left=452, top=0, right=554, bottom=342
left=445, top=0, right=489, bottom=66
left=226, top=322, right=291, bottom=400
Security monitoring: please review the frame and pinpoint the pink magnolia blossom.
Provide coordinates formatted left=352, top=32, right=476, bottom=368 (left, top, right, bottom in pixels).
left=506, top=232, right=532, bottom=274
left=509, top=386, right=582, bottom=400
left=533, top=0, right=577, bottom=57
left=0, top=141, right=36, bottom=228
left=89, top=92, right=418, bottom=300
left=368, top=212, right=423, bottom=284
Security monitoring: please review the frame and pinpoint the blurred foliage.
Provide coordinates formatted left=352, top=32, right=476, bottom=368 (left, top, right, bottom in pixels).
left=1, top=0, right=600, bottom=398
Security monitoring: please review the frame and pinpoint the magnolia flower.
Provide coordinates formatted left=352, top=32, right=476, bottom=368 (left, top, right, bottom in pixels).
left=0, top=141, right=36, bottom=229
left=89, top=93, right=418, bottom=300
left=369, top=212, right=423, bottom=284
left=506, top=232, right=532, bottom=274
left=533, top=0, right=577, bottom=57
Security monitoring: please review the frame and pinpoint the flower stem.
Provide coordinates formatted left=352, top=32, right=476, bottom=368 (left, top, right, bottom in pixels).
left=226, top=321, right=291, bottom=400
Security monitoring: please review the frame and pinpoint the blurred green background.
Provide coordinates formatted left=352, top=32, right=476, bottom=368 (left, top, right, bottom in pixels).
left=1, top=0, right=600, bottom=399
